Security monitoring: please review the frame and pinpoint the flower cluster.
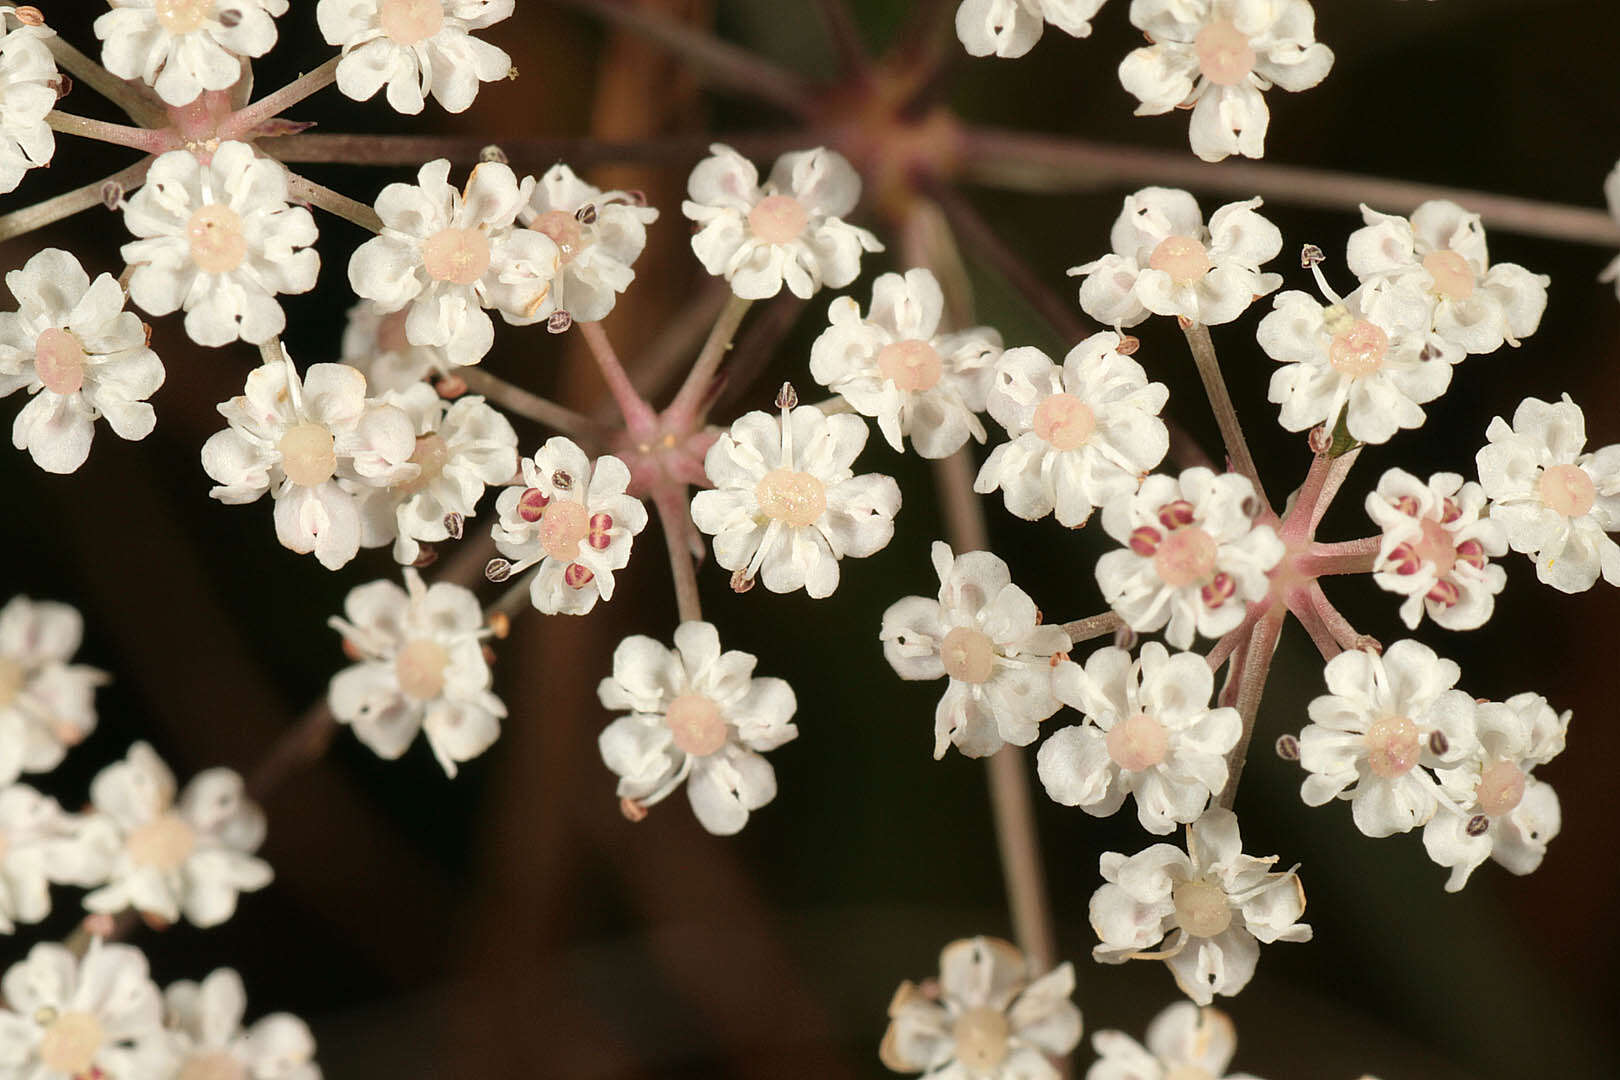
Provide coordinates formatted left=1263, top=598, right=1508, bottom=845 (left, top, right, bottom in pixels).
left=0, top=6, right=55, bottom=195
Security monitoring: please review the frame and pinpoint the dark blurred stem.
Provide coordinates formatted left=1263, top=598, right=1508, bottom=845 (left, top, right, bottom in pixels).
left=1215, top=607, right=1285, bottom=811
left=0, top=157, right=152, bottom=243
left=459, top=367, right=610, bottom=443
left=813, top=0, right=869, bottom=74
left=46, top=36, right=170, bottom=128
left=262, top=130, right=819, bottom=168
left=653, top=490, right=703, bottom=623
left=1182, top=322, right=1266, bottom=507
left=284, top=171, right=383, bottom=232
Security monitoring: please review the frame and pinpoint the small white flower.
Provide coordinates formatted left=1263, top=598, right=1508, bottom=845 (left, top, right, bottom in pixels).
left=95, top=0, right=287, bottom=107
left=682, top=143, right=883, bottom=300
left=1365, top=469, right=1507, bottom=631
left=517, top=163, right=660, bottom=324
left=1118, top=0, right=1334, bottom=163
left=880, top=542, right=1070, bottom=760
left=597, top=621, right=797, bottom=836
left=1474, top=394, right=1620, bottom=593
left=1090, top=808, right=1311, bottom=1005
left=490, top=437, right=648, bottom=616
left=327, top=568, right=505, bottom=776
left=1601, top=160, right=1620, bottom=298
left=201, top=355, right=416, bottom=570
left=879, top=936, right=1081, bottom=1078
left=0, top=939, right=173, bottom=1080
left=0, top=595, right=107, bottom=785
left=318, top=0, right=514, bottom=115
left=359, top=383, right=518, bottom=565
left=121, top=143, right=319, bottom=348
left=163, top=968, right=322, bottom=1080
left=1298, top=640, right=1478, bottom=838
left=692, top=400, right=901, bottom=598
left=1347, top=200, right=1548, bottom=357
left=77, top=743, right=272, bottom=927
left=348, top=159, right=558, bottom=367
left=0, top=249, right=165, bottom=474
left=809, top=268, right=1000, bottom=459
left=1087, top=1001, right=1256, bottom=1080
left=1069, top=187, right=1284, bottom=329
left=0, top=784, right=102, bottom=934
left=340, top=299, right=451, bottom=393
left=1039, top=643, right=1241, bottom=834
left=975, top=333, right=1169, bottom=527
left=0, top=8, right=55, bottom=195
left=1423, top=692, right=1565, bottom=893
left=955, top=0, right=1105, bottom=58
left=1095, top=468, right=1283, bottom=649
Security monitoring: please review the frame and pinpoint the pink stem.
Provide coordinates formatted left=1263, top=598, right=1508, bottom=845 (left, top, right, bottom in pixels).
left=220, top=56, right=342, bottom=141
left=1215, top=608, right=1285, bottom=810
left=652, top=489, right=704, bottom=623
left=1296, top=536, right=1381, bottom=577
left=578, top=321, right=659, bottom=439
left=46, top=111, right=175, bottom=153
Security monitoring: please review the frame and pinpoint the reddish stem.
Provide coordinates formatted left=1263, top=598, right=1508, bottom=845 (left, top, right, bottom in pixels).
left=579, top=321, right=659, bottom=439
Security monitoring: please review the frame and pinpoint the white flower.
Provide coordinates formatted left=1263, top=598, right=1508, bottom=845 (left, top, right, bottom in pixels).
left=1423, top=692, right=1566, bottom=893
left=1090, top=808, right=1311, bottom=1005
left=0, top=249, right=164, bottom=474
left=691, top=400, right=901, bottom=598
left=201, top=355, right=416, bottom=570
left=318, top=0, right=514, bottom=115
left=0, top=939, right=173, bottom=1080
left=1474, top=394, right=1620, bottom=593
left=975, top=333, right=1169, bottom=527
left=340, top=299, right=450, bottom=393
left=517, top=163, right=660, bottom=324
left=597, top=621, right=797, bottom=836
left=163, top=968, right=322, bottom=1080
left=0, top=784, right=102, bottom=934
left=327, top=568, right=505, bottom=777
left=1298, top=640, right=1478, bottom=838
left=490, top=437, right=647, bottom=616
left=880, top=542, right=1070, bottom=760
left=95, top=0, right=287, bottom=107
left=76, top=743, right=272, bottom=927
left=1602, top=161, right=1620, bottom=298
left=879, top=936, right=1081, bottom=1078
left=809, top=268, right=999, bottom=459
left=348, top=159, right=558, bottom=367
left=1039, top=643, right=1241, bottom=834
left=0, top=9, right=55, bottom=195
left=1347, top=200, right=1548, bottom=357
left=1095, top=468, right=1283, bottom=649
left=1118, top=0, right=1334, bottom=163
left=1365, top=469, right=1507, bottom=631
left=956, top=0, right=1105, bottom=58
left=0, top=595, right=106, bottom=785
left=1069, top=187, right=1283, bottom=329
left=359, top=383, right=518, bottom=565
left=121, top=142, right=319, bottom=348
left=1087, top=1001, right=1257, bottom=1080
left=682, top=143, right=883, bottom=300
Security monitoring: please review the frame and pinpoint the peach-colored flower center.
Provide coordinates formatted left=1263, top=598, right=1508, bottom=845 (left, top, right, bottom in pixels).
left=1150, top=235, right=1213, bottom=286
left=155, top=0, right=212, bottom=35
left=941, top=626, right=996, bottom=685
left=1476, top=759, right=1526, bottom=818
left=38, top=1011, right=104, bottom=1076
left=34, top=328, right=88, bottom=396
left=179, top=1050, right=248, bottom=1080
left=1107, top=712, right=1170, bottom=771
left=1328, top=319, right=1389, bottom=378
left=539, top=499, right=591, bottom=561
left=1195, top=19, right=1256, bottom=86
left=755, top=469, right=827, bottom=526
left=423, top=227, right=492, bottom=285
left=1365, top=714, right=1421, bottom=779
left=1537, top=464, right=1595, bottom=518
left=1033, top=393, right=1096, bottom=451
left=278, top=422, right=337, bottom=487
left=1413, top=517, right=1457, bottom=578
left=1154, top=526, right=1217, bottom=587
left=951, top=1006, right=1011, bottom=1072
left=126, top=813, right=197, bottom=871
left=395, top=638, right=450, bottom=701
left=397, top=433, right=449, bottom=496
left=1422, top=250, right=1475, bottom=300
left=0, top=658, right=23, bottom=708
left=1172, top=878, right=1232, bottom=938
left=379, top=0, right=445, bottom=46
left=1166, top=1067, right=1217, bottom=1080
left=747, top=195, right=809, bottom=244
left=665, top=692, right=727, bottom=757
left=876, top=339, right=942, bottom=392
left=188, top=204, right=248, bottom=274
left=534, top=210, right=586, bottom=265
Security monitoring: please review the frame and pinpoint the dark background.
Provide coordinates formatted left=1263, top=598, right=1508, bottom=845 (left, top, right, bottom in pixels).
left=2, top=1, right=1616, bottom=1076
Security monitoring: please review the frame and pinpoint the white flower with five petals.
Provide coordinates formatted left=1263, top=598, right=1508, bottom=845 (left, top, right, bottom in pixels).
left=1087, top=1002, right=1259, bottom=1080
left=95, top=0, right=288, bottom=107
left=0, top=784, right=103, bottom=934
left=162, top=968, right=322, bottom=1080
left=517, top=163, right=660, bottom=324
left=955, top=0, right=1106, bottom=58
left=0, top=595, right=106, bottom=785
left=1365, top=469, right=1507, bottom=631
left=0, top=8, right=55, bottom=195
left=318, top=0, right=514, bottom=115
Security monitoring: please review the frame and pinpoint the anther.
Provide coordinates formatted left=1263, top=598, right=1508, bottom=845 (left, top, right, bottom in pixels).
left=627, top=190, right=648, bottom=207
left=434, top=374, right=467, bottom=399
left=564, top=563, right=594, bottom=589
left=730, top=568, right=756, bottom=593
left=1241, top=496, right=1261, bottom=519
left=479, top=144, right=509, bottom=164
left=1275, top=733, right=1300, bottom=761
left=15, top=6, right=44, bottom=25
left=551, top=469, right=573, bottom=491
left=546, top=311, right=573, bottom=334
left=1307, top=425, right=1333, bottom=454
left=443, top=512, right=464, bottom=540
left=50, top=74, right=72, bottom=100
left=776, top=381, right=798, bottom=410
left=1428, top=730, right=1449, bottom=756
left=1157, top=500, right=1196, bottom=530
left=487, top=612, right=510, bottom=640
left=620, top=796, right=648, bottom=822
left=1129, top=526, right=1162, bottom=556
left=516, top=487, right=548, bottom=521
left=219, top=8, right=242, bottom=27
left=575, top=203, right=598, bottom=225
left=1116, top=335, right=1141, bottom=356
left=485, top=558, right=513, bottom=583
left=1425, top=579, right=1460, bottom=607
left=412, top=547, right=438, bottom=568
left=1113, top=625, right=1138, bottom=651
left=1300, top=244, right=1325, bottom=268
left=101, top=181, right=125, bottom=211
left=1465, top=814, right=1490, bottom=837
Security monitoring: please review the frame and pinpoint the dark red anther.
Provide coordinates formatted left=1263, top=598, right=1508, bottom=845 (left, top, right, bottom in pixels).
left=1157, top=500, right=1196, bottom=530
left=1426, top=579, right=1460, bottom=607
left=1129, top=526, right=1162, bottom=557
left=1440, top=498, right=1462, bottom=524
left=517, top=487, right=548, bottom=522
left=1200, top=572, right=1235, bottom=608
left=564, top=563, right=595, bottom=589
left=1455, top=539, right=1486, bottom=569
left=588, top=512, right=613, bottom=550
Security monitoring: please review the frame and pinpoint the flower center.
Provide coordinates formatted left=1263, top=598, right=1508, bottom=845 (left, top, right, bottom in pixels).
left=1328, top=320, right=1389, bottom=377
left=747, top=195, right=809, bottom=244
left=34, top=328, right=88, bottom=396
left=1149, top=235, right=1213, bottom=286
left=154, top=0, right=212, bottom=35
left=1413, top=517, right=1457, bottom=578
left=533, top=210, right=587, bottom=265
left=378, top=0, right=445, bottom=46
left=951, top=1006, right=1011, bottom=1073
left=179, top=1051, right=248, bottom=1080
left=395, top=638, right=450, bottom=701
left=539, top=499, right=591, bottom=561
left=126, top=813, right=196, bottom=871
left=1107, top=712, right=1170, bottom=771
left=664, top=692, right=728, bottom=757
left=1165, top=1068, right=1216, bottom=1080
left=755, top=469, right=827, bottom=527
left=397, top=433, right=450, bottom=496
left=38, top=1011, right=105, bottom=1076
left=1365, top=714, right=1421, bottom=779
left=940, top=626, right=996, bottom=684
left=1476, top=759, right=1527, bottom=818
left=1422, top=250, right=1475, bottom=300
left=1032, top=393, right=1097, bottom=451
left=1195, top=19, right=1256, bottom=86
left=875, top=339, right=943, bottom=392
left=0, top=658, right=23, bottom=707
left=277, top=422, right=337, bottom=487
left=1537, top=463, right=1595, bottom=518
left=1172, top=878, right=1233, bottom=939
left=377, top=308, right=412, bottom=354
left=187, top=204, right=248, bottom=274
left=423, top=227, right=492, bottom=286
left=1154, top=526, right=1217, bottom=587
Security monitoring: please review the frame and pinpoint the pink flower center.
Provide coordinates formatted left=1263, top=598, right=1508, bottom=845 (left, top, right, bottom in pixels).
left=0, top=658, right=22, bottom=707
left=1149, top=235, right=1213, bottom=286
left=1537, top=463, right=1595, bottom=518
left=876, top=339, right=942, bottom=392
left=1413, top=517, right=1457, bottom=578
left=154, top=0, right=212, bottom=35
left=179, top=1051, right=247, bottom=1080
left=379, top=0, right=445, bottom=46
left=1172, top=878, right=1232, bottom=938
left=188, top=204, right=248, bottom=274
left=747, top=195, right=809, bottom=244
left=755, top=468, right=827, bottom=526
left=951, top=1007, right=1012, bottom=1072
left=126, top=813, right=197, bottom=871
left=33, top=327, right=87, bottom=396
left=377, top=308, right=412, bottom=354
left=1475, top=759, right=1527, bottom=818
left=664, top=692, right=727, bottom=757
left=1195, top=19, right=1256, bottom=87
left=1154, top=526, right=1218, bottom=587
left=940, top=626, right=996, bottom=684
left=395, top=638, right=450, bottom=701
left=1422, top=250, right=1475, bottom=300
left=1365, top=714, right=1421, bottom=779
left=38, top=1011, right=104, bottom=1076
left=1328, top=319, right=1389, bottom=378
left=277, top=422, right=338, bottom=487
left=539, top=499, right=591, bottom=560
left=1033, top=393, right=1097, bottom=451
left=1107, top=712, right=1170, bottom=771
left=423, top=227, right=492, bottom=285
left=397, top=433, right=450, bottom=496
left=533, top=210, right=586, bottom=265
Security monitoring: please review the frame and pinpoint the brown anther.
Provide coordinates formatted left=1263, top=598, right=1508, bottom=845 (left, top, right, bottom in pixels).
left=1033, top=608, right=1042, bottom=624
left=485, top=558, right=513, bottom=583
left=218, top=7, right=242, bottom=27
left=1428, top=730, right=1449, bottom=756
left=1353, top=635, right=1383, bottom=655
left=101, top=181, right=125, bottom=211
left=1300, top=244, right=1326, bottom=268
left=481, top=644, right=497, bottom=665
left=563, top=563, right=594, bottom=589
left=142, top=323, right=153, bottom=347
left=412, top=546, right=439, bottom=568
left=1307, top=425, right=1334, bottom=454
left=626, top=190, right=648, bottom=207
left=1113, top=625, right=1138, bottom=650
left=141, top=910, right=172, bottom=932
left=546, top=311, right=573, bottom=334
left=487, top=612, right=511, bottom=640
left=434, top=374, right=468, bottom=399
left=730, top=568, right=756, bottom=593
left=775, top=381, right=798, bottom=410
left=551, top=469, right=573, bottom=490
left=443, top=512, right=465, bottom=540
left=619, top=796, right=648, bottom=822
left=14, top=6, right=44, bottom=25
left=1240, top=496, right=1261, bottom=519
left=479, top=144, right=509, bottom=164
left=1465, top=814, right=1490, bottom=837
left=1157, top=500, right=1196, bottom=530
left=575, top=203, right=598, bottom=225
left=1177, top=315, right=1194, bottom=329
left=1129, top=525, right=1162, bottom=556
left=1115, top=335, right=1141, bottom=356
left=1275, top=733, right=1301, bottom=761
left=50, top=73, right=72, bottom=100
left=81, top=912, right=117, bottom=938
left=1048, top=651, right=1069, bottom=668
left=341, top=638, right=364, bottom=662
